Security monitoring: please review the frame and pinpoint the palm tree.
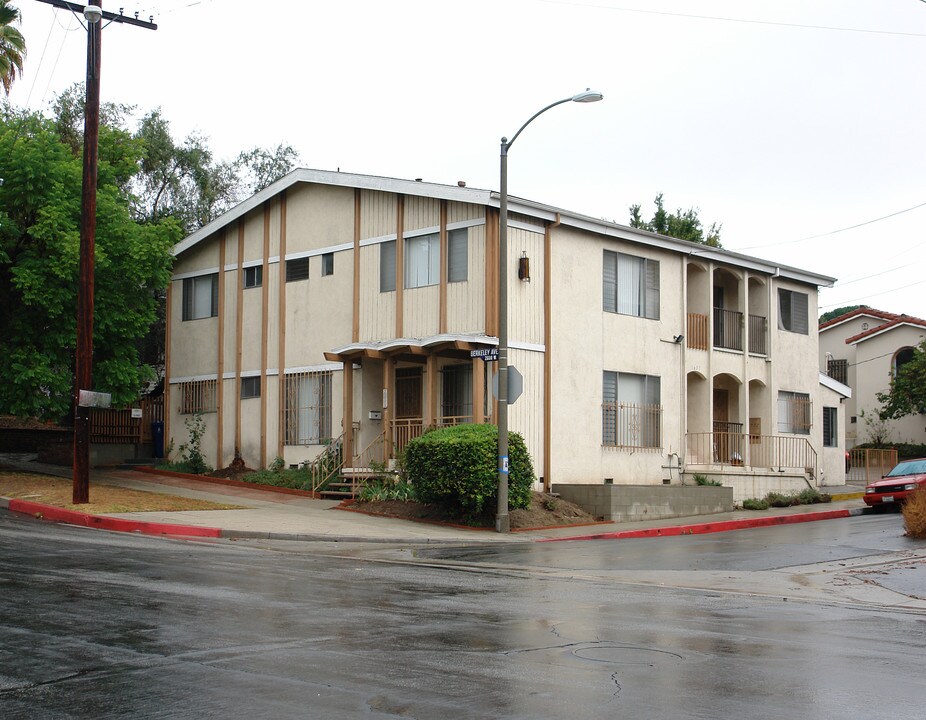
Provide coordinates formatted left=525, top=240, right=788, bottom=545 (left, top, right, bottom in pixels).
left=0, top=0, right=26, bottom=95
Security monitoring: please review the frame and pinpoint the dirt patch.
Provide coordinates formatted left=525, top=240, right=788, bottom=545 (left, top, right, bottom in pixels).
left=353, top=491, right=599, bottom=530
left=0, top=471, right=243, bottom=514
left=0, top=415, right=59, bottom=430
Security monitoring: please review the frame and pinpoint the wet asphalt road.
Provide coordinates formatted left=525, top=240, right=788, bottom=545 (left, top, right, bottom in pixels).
left=1, top=511, right=924, bottom=719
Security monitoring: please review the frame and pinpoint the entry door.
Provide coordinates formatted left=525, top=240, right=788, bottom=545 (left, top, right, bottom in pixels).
left=713, top=388, right=731, bottom=462
left=395, top=367, right=422, bottom=419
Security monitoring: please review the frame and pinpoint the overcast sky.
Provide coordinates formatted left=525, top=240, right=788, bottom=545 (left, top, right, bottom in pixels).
left=9, top=0, right=926, bottom=321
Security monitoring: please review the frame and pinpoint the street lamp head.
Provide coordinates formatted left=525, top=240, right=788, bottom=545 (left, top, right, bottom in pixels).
left=84, top=5, right=103, bottom=23
left=572, top=89, right=603, bottom=103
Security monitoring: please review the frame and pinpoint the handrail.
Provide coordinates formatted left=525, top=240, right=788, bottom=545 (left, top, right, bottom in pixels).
left=686, top=431, right=817, bottom=479
left=343, top=430, right=391, bottom=495
left=306, top=432, right=346, bottom=493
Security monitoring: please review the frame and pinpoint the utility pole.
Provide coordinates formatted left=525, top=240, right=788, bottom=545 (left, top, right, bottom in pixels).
left=35, top=1, right=156, bottom=503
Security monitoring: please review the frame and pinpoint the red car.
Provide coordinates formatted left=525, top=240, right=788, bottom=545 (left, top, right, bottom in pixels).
left=864, top=459, right=926, bottom=506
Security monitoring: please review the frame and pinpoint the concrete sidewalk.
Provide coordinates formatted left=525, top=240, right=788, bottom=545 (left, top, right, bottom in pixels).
left=0, top=454, right=870, bottom=544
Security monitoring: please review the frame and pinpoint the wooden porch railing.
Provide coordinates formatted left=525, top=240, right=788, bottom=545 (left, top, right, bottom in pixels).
left=848, top=448, right=897, bottom=485
left=687, top=431, right=818, bottom=479
left=687, top=312, right=709, bottom=351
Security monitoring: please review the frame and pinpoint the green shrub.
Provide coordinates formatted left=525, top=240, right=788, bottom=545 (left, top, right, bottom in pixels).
left=742, top=498, right=769, bottom=510
left=359, top=479, right=417, bottom=502
left=165, top=413, right=212, bottom=474
left=765, top=491, right=798, bottom=508
left=693, top=474, right=722, bottom=486
left=404, top=424, right=535, bottom=517
left=797, top=487, right=832, bottom=504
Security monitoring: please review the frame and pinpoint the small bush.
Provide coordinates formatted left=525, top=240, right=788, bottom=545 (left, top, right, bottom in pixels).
left=693, top=474, right=722, bottom=487
left=902, top=486, right=926, bottom=539
left=766, top=491, right=799, bottom=508
left=797, top=487, right=831, bottom=504
left=165, top=413, right=212, bottom=474
left=404, top=424, right=535, bottom=518
left=743, top=498, right=769, bottom=510
left=359, top=479, right=417, bottom=502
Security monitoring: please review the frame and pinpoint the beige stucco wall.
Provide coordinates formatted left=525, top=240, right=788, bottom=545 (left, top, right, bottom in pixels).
left=819, top=381, right=848, bottom=487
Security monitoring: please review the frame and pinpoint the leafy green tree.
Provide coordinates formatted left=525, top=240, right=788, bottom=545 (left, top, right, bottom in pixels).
left=819, top=305, right=864, bottom=325
left=0, top=1, right=25, bottom=95
left=235, top=143, right=299, bottom=196
left=629, top=193, right=722, bottom=247
left=877, top=340, right=926, bottom=421
left=0, top=104, right=180, bottom=419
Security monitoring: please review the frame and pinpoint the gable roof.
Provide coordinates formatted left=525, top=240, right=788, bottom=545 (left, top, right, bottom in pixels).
left=845, top=314, right=926, bottom=345
left=173, top=168, right=836, bottom=288
left=819, top=306, right=900, bottom=333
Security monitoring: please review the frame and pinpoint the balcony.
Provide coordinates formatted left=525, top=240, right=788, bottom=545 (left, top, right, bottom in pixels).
left=713, top=308, right=743, bottom=351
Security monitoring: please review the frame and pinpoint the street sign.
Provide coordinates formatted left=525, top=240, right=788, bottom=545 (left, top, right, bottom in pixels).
left=78, top=390, right=111, bottom=408
left=470, top=347, right=498, bottom=362
left=491, top=365, right=523, bottom=404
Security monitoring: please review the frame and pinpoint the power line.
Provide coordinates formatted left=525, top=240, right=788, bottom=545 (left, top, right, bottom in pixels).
left=820, top=278, right=926, bottom=309
left=536, top=0, right=926, bottom=38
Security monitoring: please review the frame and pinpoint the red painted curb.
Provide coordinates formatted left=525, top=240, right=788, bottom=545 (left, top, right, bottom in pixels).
left=538, top=508, right=853, bottom=542
left=132, top=466, right=319, bottom=498
left=7, top=499, right=222, bottom=538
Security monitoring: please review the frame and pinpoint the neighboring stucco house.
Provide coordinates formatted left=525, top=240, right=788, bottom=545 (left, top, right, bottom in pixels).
left=166, top=169, right=839, bottom=501
left=820, top=307, right=926, bottom=448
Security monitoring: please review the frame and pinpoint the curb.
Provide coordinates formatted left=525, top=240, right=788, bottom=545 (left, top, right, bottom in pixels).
left=539, top=507, right=866, bottom=542
left=4, top=498, right=222, bottom=538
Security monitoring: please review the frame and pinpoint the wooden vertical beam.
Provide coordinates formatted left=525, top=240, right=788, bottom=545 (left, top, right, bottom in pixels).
left=278, top=191, right=287, bottom=459
left=164, top=281, right=172, bottom=458
left=425, top=354, right=439, bottom=426
left=260, top=203, right=270, bottom=467
left=383, top=358, right=395, bottom=453
left=235, top=221, right=244, bottom=456
left=543, top=215, right=559, bottom=491
left=216, top=231, right=226, bottom=469
left=439, top=199, right=448, bottom=333
left=353, top=188, right=361, bottom=343
left=472, top=357, right=485, bottom=425
left=343, top=361, right=353, bottom=465
left=485, top=208, right=499, bottom=337
left=395, top=195, right=405, bottom=338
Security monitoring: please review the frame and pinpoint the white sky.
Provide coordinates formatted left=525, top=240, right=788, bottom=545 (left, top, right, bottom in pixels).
left=9, top=0, right=926, bottom=320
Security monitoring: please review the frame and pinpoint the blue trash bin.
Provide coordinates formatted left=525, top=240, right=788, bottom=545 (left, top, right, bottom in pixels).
left=151, top=421, right=164, bottom=459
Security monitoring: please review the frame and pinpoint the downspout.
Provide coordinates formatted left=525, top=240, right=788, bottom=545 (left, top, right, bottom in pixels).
left=542, top=212, right=560, bottom=492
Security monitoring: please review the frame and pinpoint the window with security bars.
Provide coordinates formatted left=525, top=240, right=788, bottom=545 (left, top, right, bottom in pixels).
left=284, top=371, right=333, bottom=445
left=827, top=358, right=847, bottom=385
left=777, top=391, right=811, bottom=434
left=441, top=364, right=473, bottom=422
left=602, top=371, right=662, bottom=448
left=777, top=289, right=808, bottom=334
left=603, top=250, right=659, bottom=319
left=178, top=380, right=217, bottom=414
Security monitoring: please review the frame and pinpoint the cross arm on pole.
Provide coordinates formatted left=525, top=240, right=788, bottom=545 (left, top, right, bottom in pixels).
left=34, top=0, right=158, bottom=29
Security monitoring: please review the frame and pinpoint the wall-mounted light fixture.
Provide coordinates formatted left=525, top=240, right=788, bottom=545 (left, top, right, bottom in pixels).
left=674, top=334, right=685, bottom=344
left=518, top=252, right=530, bottom=282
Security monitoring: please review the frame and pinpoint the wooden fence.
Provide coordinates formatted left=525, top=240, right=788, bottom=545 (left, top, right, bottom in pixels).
left=90, top=396, right=164, bottom=444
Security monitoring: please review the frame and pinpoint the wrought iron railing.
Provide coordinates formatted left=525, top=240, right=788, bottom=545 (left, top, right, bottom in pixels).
left=748, top=314, right=767, bottom=355
left=687, top=431, right=817, bottom=478
left=713, top=308, right=743, bottom=351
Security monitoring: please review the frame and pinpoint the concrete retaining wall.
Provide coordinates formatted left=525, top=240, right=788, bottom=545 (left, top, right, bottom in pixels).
left=683, top=470, right=811, bottom=503
left=552, top=483, right=734, bottom=522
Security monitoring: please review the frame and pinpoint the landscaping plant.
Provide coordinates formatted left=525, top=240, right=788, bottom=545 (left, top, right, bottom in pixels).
left=902, top=485, right=926, bottom=539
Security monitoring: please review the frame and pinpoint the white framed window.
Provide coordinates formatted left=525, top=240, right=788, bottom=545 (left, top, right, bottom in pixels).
left=284, top=371, right=333, bottom=445
left=448, top=228, right=468, bottom=283
left=405, top=233, right=440, bottom=289
left=602, top=371, right=662, bottom=448
left=777, top=289, right=808, bottom=334
left=778, top=391, right=811, bottom=434
left=603, top=250, right=659, bottom=319
left=380, top=240, right=396, bottom=293
left=243, top=265, right=262, bottom=289
left=241, top=376, right=261, bottom=399
left=182, top=274, right=218, bottom=321
left=822, top=406, right=837, bottom=447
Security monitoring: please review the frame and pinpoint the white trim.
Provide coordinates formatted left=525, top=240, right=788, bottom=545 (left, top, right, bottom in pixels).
left=403, top=225, right=440, bottom=239
left=359, top=233, right=398, bottom=248
left=508, top=219, right=546, bottom=236
left=848, top=321, right=926, bottom=346
left=328, top=333, right=497, bottom=356
left=447, top=218, right=485, bottom=231
left=172, top=267, right=220, bottom=282
left=169, top=373, right=219, bottom=384
left=819, top=371, right=851, bottom=398
left=510, top=341, right=546, bottom=353
left=284, top=242, right=354, bottom=262
left=283, top=363, right=344, bottom=375
left=819, top=312, right=892, bottom=334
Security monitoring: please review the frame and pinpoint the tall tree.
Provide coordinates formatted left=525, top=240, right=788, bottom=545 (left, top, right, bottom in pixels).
left=629, top=193, right=722, bottom=247
left=235, top=143, right=299, bottom=196
left=877, top=340, right=926, bottom=421
left=0, top=104, right=180, bottom=419
left=819, top=305, right=864, bottom=325
left=0, top=0, right=25, bottom=95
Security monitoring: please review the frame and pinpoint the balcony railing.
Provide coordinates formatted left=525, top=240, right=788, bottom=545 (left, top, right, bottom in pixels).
left=713, top=308, right=743, bottom=351
left=687, top=312, right=709, bottom=351
left=748, top=314, right=767, bottom=355
left=687, top=431, right=817, bottom=479
left=827, top=358, right=848, bottom=385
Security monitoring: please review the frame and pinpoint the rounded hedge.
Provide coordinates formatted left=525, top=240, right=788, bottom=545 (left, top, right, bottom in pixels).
left=404, top=424, right=535, bottom=516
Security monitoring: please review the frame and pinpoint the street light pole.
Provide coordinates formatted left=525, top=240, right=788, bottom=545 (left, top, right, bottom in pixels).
left=495, top=90, right=603, bottom=533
